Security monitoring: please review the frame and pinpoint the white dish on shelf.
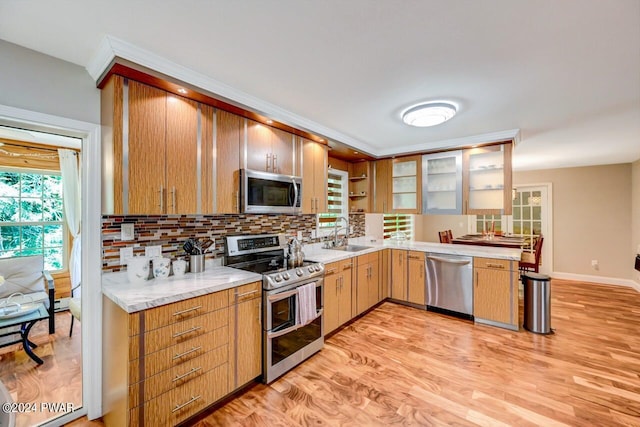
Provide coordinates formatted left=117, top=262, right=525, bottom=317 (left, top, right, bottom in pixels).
left=0, top=303, right=41, bottom=320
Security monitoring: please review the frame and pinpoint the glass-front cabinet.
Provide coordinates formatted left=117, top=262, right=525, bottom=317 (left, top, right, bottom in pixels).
left=462, top=143, right=512, bottom=215
left=421, top=150, right=463, bottom=214
left=391, top=155, right=421, bottom=213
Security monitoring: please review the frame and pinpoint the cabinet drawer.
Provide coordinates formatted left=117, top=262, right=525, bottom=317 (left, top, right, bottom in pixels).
left=134, top=308, right=228, bottom=358
left=474, top=257, right=514, bottom=271
left=129, top=325, right=228, bottom=384
left=324, top=261, right=340, bottom=276
left=142, top=290, right=229, bottom=332
left=340, top=258, right=354, bottom=271
left=130, top=364, right=228, bottom=427
left=129, top=344, right=228, bottom=406
left=229, top=281, right=261, bottom=304
left=357, top=252, right=378, bottom=265
left=407, top=251, right=425, bottom=262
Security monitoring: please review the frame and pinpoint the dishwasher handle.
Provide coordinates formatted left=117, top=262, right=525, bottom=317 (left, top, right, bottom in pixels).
left=427, top=255, right=471, bottom=265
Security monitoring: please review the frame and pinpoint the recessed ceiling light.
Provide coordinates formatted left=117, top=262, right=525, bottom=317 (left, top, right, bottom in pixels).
left=354, top=151, right=359, bottom=154
left=402, top=101, right=457, bottom=127
left=266, top=120, right=273, bottom=124
left=177, top=88, right=187, bottom=94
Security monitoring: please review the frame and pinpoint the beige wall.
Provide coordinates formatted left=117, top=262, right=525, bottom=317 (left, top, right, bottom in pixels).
left=515, top=164, right=632, bottom=280
left=632, top=160, right=640, bottom=285
left=414, top=214, right=471, bottom=243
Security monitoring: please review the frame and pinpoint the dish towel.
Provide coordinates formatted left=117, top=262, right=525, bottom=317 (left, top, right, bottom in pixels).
left=296, top=282, right=318, bottom=326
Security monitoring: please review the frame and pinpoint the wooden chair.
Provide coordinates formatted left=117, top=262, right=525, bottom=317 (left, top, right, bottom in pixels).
left=519, top=235, right=544, bottom=273
left=438, top=230, right=453, bottom=243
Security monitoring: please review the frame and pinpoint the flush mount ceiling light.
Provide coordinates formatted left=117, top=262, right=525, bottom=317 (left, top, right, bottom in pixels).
left=401, top=101, right=458, bottom=127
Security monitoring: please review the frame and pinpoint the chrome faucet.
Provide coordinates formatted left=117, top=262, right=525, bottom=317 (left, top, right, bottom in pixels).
left=325, top=216, right=349, bottom=248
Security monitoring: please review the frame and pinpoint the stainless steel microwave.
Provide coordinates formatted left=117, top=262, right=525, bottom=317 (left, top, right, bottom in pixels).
left=240, top=169, right=302, bottom=214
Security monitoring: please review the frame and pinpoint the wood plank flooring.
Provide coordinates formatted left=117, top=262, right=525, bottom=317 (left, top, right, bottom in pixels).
left=194, top=279, right=640, bottom=426
left=0, top=311, right=82, bottom=427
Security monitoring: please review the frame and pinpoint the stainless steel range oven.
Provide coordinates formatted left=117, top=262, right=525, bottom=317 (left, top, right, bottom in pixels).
left=224, top=234, right=324, bottom=383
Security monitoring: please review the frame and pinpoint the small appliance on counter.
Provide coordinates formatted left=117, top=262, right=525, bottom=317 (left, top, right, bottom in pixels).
left=224, top=233, right=324, bottom=383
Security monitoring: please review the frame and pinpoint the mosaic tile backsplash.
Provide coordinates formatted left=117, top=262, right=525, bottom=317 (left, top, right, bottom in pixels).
left=102, top=213, right=365, bottom=272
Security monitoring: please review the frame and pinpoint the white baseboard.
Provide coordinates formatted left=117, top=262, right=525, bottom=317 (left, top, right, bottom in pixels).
left=552, top=271, right=640, bottom=292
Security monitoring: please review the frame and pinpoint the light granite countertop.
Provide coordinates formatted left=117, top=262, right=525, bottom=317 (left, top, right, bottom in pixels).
left=102, top=266, right=262, bottom=313
left=303, top=236, right=522, bottom=264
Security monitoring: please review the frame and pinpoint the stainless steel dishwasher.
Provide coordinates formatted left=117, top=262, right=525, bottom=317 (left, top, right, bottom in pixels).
left=425, top=253, right=473, bottom=318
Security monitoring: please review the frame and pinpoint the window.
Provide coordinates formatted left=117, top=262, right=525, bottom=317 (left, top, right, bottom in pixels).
left=0, top=169, right=66, bottom=271
left=475, top=214, right=503, bottom=235
left=317, top=169, right=348, bottom=234
left=383, top=214, right=414, bottom=240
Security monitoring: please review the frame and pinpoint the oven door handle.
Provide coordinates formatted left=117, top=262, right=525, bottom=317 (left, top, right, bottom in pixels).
left=267, top=289, right=298, bottom=302
left=267, top=323, right=301, bottom=339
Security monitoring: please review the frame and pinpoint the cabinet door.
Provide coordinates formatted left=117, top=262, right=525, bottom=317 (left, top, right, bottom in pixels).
left=407, top=251, right=426, bottom=305
left=234, top=296, right=262, bottom=387
left=245, top=119, right=273, bottom=172
left=368, top=255, right=380, bottom=308
left=463, top=143, right=513, bottom=215
left=391, top=250, right=407, bottom=301
left=379, top=249, right=390, bottom=299
left=373, top=159, right=392, bottom=213
left=356, top=256, right=369, bottom=316
left=216, top=110, right=242, bottom=213
left=391, top=156, right=422, bottom=214
left=302, top=139, right=328, bottom=214
left=128, top=80, right=166, bottom=214
left=269, top=127, right=295, bottom=175
left=338, top=259, right=353, bottom=325
left=474, top=267, right=513, bottom=324
left=323, top=263, right=341, bottom=334
left=166, top=94, right=198, bottom=213
left=422, top=151, right=462, bottom=215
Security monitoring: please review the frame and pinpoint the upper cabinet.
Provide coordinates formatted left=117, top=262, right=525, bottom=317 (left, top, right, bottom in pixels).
left=245, top=119, right=297, bottom=175
left=462, top=143, right=513, bottom=215
left=101, top=76, right=203, bottom=214
left=422, top=150, right=463, bottom=215
left=372, top=159, right=392, bottom=213
left=301, top=138, right=328, bottom=214
left=391, top=155, right=422, bottom=214
left=215, top=109, right=242, bottom=214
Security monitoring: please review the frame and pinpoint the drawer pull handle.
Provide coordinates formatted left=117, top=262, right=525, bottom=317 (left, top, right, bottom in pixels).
left=408, top=255, right=421, bottom=260
left=172, top=366, right=202, bottom=382
left=237, top=289, right=259, bottom=298
left=173, top=326, right=202, bottom=338
left=173, top=346, right=202, bottom=360
left=172, top=395, right=201, bottom=413
left=343, top=264, right=352, bottom=270
left=173, top=305, right=203, bottom=316
left=487, top=263, right=505, bottom=269
left=325, top=268, right=337, bottom=275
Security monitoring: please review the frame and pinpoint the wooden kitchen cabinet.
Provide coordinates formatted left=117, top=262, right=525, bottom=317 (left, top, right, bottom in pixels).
left=101, top=76, right=204, bottom=214
left=391, top=155, right=422, bottom=214
left=390, top=249, right=407, bottom=301
left=379, top=249, right=390, bottom=299
left=373, top=159, right=392, bottom=213
left=245, top=119, right=297, bottom=175
left=348, top=161, right=371, bottom=213
left=462, top=143, right=513, bottom=215
left=355, top=252, right=379, bottom=315
left=324, top=259, right=353, bottom=334
left=473, top=257, right=519, bottom=330
left=214, top=109, right=242, bottom=213
left=301, top=138, right=328, bottom=214
left=228, top=282, right=262, bottom=389
left=407, top=251, right=426, bottom=305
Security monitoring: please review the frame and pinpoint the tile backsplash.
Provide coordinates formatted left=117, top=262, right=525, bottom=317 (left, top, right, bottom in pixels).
left=102, top=213, right=365, bottom=272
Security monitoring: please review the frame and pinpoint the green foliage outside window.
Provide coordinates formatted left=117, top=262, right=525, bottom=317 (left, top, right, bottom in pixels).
left=0, top=170, right=65, bottom=271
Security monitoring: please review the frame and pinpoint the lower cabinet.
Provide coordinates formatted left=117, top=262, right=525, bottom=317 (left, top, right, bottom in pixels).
left=473, top=257, right=519, bottom=330
left=324, top=259, right=353, bottom=334
left=102, top=281, right=262, bottom=427
left=391, top=249, right=426, bottom=306
left=355, top=252, right=380, bottom=316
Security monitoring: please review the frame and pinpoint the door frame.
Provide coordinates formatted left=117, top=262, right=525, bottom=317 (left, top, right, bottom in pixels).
left=0, top=104, right=102, bottom=423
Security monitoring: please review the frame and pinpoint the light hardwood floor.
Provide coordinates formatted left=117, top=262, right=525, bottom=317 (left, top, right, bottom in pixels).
left=63, top=279, right=640, bottom=426
left=0, top=311, right=82, bottom=427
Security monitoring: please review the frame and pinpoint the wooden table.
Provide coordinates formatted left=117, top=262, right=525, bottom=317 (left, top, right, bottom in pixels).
left=451, top=234, right=525, bottom=249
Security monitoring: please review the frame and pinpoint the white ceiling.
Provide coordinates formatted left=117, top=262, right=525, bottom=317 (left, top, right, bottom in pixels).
left=1, top=0, right=639, bottom=171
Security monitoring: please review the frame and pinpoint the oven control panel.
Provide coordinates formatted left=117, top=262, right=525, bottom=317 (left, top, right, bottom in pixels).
left=225, top=234, right=286, bottom=256
left=263, top=262, right=325, bottom=289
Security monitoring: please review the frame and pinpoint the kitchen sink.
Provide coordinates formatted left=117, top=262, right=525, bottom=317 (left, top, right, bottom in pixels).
left=332, top=245, right=372, bottom=252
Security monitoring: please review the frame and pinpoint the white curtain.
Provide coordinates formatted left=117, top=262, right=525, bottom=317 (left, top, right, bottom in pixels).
left=58, top=149, right=81, bottom=296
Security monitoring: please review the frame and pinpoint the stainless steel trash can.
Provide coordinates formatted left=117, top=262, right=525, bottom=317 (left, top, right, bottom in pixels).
left=522, top=272, right=552, bottom=334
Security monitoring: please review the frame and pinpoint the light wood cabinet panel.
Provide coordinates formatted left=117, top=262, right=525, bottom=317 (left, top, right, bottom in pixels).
left=245, top=119, right=295, bottom=175
left=373, top=159, right=392, bottom=213
left=379, top=249, right=390, bottom=299
left=356, top=252, right=380, bottom=315
left=391, top=249, right=407, bottom=301
left=142, top=291, right=229, bottom=332
left=338, top=259, right=353, bottom=326
left=302, top=138, right=328, bottom=214
left=323, top=260, right=353, bottom=334
left=216, top=109, right=242, bottom=213
left=231, top=295, right=262, bottom=388
left=473, top=257, right=518, bottom=329
left=128, top=80, right=167, bottom=214
left=200, top=104, right=215, bottom=213
left=462, top=143, right=513, bottom=215
left=407, top=251, right=426, bottom=305
left=367, top=254, right=380, bottom=308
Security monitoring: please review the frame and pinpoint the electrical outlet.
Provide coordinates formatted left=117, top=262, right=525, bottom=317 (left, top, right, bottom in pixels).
left=311, top=229, right=317, bottom=239
left=120, top=247, right=133, bottom=265
left=591, top=259, right=599, bottom=270
left=121, top=223, right=134, bottom=241
left=145, top=245, right=162, bottom=258
left=297, top=231, right=303, bottom=240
